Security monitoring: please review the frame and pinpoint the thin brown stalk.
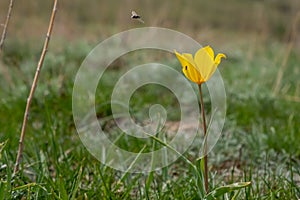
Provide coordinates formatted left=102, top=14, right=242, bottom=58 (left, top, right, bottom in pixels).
left=198, top=83, right=208, bottom=193
left=284, top=95, right=300, bottom=103
left=0, top=0, right=15, bottom=86
left=0, top=0, right=15, bottom=51
left=13, top=0, right=58, bottom=175
left=273, top=11, right=300, bottom=95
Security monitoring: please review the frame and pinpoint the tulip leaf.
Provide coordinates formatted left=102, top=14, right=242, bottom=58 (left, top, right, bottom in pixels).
left=205, top=182, right=251, bottom=200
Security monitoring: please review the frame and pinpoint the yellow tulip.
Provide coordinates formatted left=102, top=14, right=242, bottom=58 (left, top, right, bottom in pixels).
left=175, top=46, right=226, bottom=84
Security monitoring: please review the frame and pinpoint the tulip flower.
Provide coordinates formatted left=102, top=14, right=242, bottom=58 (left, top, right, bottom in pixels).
left=174, top=45, right=226, bottom=193
left=175, top=46, right=226, bottom=84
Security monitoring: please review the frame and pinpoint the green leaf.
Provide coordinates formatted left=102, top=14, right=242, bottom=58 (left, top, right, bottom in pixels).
left=142, top=131, right=195, bottom=170
left=0, top=140, right=8, bottom=160
left=58, top=176, right=68, bottom=200
left=70, top=165, right=84, bottom=200
left=0, top=181, right=6, bottom=200
left=12, top=183, right=37, bottom=191
left=194, top=159, right=205, bottom=198
left=120, top=145, right=146, bottom=183
left=205, top=182, right=251, bottom=200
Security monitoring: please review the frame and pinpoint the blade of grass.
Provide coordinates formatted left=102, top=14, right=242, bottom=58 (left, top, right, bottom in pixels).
left=104, top=131, right=126, bottom=164
left=143, top=130, right=209, bottom=198
left=119, top=145, right=146, bottom=182
left=12, top=183, right=37, bottom=191
left=142, top=131, right=195, bottom=170
left=98, top=165, right=114, bottom=199
left=0, top=181, right=6, bottom=200
left=120, top=174, right=142, bottom=199
left=3, top=151, right=11, bottom=198
left=112, top=145, right=147, bottom=198
left=146, top=118, right=164, bottom=199
left=0, top=140, right=8, bottom=159
left=145, top=169, right=154, bottom=200
left=231, top=189, right=241, bottom=200
left=0, top=141, right=9, bottom=199
left=57, top=175, right=68, bottom=200
left=161, top=132, right=169, bottom=180
left=194, top=158, right=205, bottom=198
left=204, top=182, right=251, bottom=200
left=70, top=165, right=84, bottom=200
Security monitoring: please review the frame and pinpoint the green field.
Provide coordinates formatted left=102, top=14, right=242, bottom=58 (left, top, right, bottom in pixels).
left=0, top=0, right=300, bottom=199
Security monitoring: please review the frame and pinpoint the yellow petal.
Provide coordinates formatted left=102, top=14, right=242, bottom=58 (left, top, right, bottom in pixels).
left=174, top=51, right=188, bottom=67
left=204, top=46, right=214, bottom=59
left=215, top=53, right=226, bottom=65
left=206, top=53, right=226, bottom=80
left=194, top=47, right=215, bottom=81
left=182, top=53, right=197, bottom=67
left=182, top=53, right=203, bottom=82
left=175, top=50, right=203, bottom=84
left=182, top=64, right=204, bottom=84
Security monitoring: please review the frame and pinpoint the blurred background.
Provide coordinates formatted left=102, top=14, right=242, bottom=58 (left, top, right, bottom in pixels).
left=1, top=0, right=299, bottom=103
left=0, top=0, right=300, bottom=161
left=0, top=0, right=299, bottom=45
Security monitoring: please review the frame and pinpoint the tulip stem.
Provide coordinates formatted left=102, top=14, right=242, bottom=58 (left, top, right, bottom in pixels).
left=198, top=83, right=209, bottom=193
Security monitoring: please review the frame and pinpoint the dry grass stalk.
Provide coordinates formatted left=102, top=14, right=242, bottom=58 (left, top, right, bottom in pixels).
left=0, top=0, right=15, bottom=86
left=273, top=11, right=300, bottom=95
left=284, top=95, right=300, bottom=103
left=13, top=0, right=58, bottom=175
left=0, top=0, right=14, bottom=51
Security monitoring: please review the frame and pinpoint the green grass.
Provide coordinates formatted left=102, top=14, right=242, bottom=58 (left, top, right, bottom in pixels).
left=0, top=37, right=299, bottom=199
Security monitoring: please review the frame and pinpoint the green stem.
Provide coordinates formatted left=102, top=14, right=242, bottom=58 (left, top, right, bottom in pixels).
left=198, top=83, right=208, bottom=193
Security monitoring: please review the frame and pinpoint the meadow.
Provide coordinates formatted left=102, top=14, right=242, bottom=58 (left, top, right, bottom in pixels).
left=0, top=0, right=300, bottom=199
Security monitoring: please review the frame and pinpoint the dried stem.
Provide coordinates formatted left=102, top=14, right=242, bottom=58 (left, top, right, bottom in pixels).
left=13, top=0, right=58, bottom=175
left=0, top=0, right=15, bottom=51
left=198, top=83, right=208, bottom=193
left=0, top=0, right=15, bottom=86
left=273, top=11, right=300, bottom=95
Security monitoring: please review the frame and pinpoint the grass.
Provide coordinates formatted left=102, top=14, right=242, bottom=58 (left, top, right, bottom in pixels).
left=0, top=37, right=299, bottom=199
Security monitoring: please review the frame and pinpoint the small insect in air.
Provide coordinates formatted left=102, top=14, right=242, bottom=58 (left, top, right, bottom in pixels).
left=131, top=11, right=144, bottom=23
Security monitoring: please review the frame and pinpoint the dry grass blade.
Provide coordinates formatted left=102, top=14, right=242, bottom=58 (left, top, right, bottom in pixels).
left=273, top=11, right=300, bottom=95
left=0, top=0, right=15, bottom=86
left=13, top=0, right=58, bottom=175
left=0, top=0, right=14, bottom=51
